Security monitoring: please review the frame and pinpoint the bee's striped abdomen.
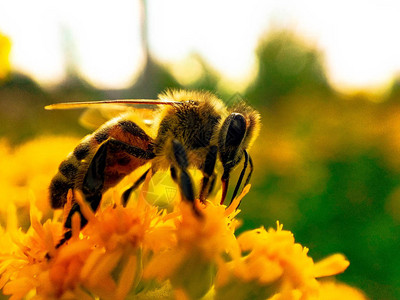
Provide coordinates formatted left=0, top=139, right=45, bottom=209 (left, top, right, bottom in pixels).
left=49, top=140, right=91, bottom=208
left=49, top=117, right=154, bottom=209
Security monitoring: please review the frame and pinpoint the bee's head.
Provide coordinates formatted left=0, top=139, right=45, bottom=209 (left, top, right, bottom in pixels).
left=217, top=103, right=260, bottom=204
left=218, top=104, right=260, bottom=171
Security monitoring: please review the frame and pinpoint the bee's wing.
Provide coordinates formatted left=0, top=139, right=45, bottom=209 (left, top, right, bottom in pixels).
left=45, top=98, right=183, bottom=129
left=44, top=99, right=181, bottom=110
left=79, top=105, right=130, bottom=130
left=80, top=105, right=163, bottom=129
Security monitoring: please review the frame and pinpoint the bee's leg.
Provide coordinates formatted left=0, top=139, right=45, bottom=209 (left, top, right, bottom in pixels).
left=208, top=173, right=217, bottom=195
left=82, top=141, right=109, bottom=200
left=122, top=168, right=151, bottom=205
left=218, top=113, right=247, bottom=205
left=105, top=138, right=154, bottom=205
left=56, top=194, right=103, bottom=248
left=56, top=195, right=101, bottom=248
left=63, top=140, right=107, bottom=240
left=172, top=139, right=195, bottom=203
left=220, top=172, right=230, bottom=205
left=229, top=150, right=249, bottom=205
left=55, top=230, right=72, bottom=249
left=244, top=154, right=253, bottom=188
left=56, top=140, right=109, bottom=248
left=82, top=137, right=155, bottom=202
left=170, top=166, right=178, bottom=182
left=107, top=138, right=155, bottom=159
left=57, top=138, right=155, bottom=248
left=199, top=145, right=218, bottom=202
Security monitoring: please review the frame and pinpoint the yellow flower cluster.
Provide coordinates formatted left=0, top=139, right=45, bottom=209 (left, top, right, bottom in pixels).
left=0, top=32, right=11, bottom=80
left=0, top=137, right=79, bottom=227
left=0, top=137, right=367, bottom=299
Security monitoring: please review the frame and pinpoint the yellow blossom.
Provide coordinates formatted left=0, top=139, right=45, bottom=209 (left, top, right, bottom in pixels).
left=0, top=136, right=79, bottom=227
left=143, top=187, right=245, bottom=299
left=214, top=223, right=350, bottom=300
left=0, top=136, right=366, bottom=299
left=318, top=280, right=368, bottom=300
left=0, top=32, right=11, bottom=80
left=0, top=168, right=176, bottom=299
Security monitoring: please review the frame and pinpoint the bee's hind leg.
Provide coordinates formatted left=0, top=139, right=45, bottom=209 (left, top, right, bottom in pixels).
left=122, top=168, right=152, bottom=205
left=56, top=197, right=100, bottom=249
left=83, top=138, right=154, bottom=208
left=57, top=138, right=155, bottom=248
left=56, top=140, right=108, bottom=248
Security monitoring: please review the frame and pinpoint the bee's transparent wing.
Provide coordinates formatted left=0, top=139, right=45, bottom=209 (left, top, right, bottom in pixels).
left=79, top=105, right=130, bottom=130
left=45, top=98, right=183, bottom=130
left=45, top=99, right=180, bottom=110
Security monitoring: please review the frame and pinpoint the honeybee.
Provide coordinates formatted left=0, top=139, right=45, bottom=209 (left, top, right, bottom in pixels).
left=47, top=90, right=260, bottom=247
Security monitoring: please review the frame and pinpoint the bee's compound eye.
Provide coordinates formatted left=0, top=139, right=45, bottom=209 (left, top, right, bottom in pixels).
left=225, top=113, right=246, bottom=147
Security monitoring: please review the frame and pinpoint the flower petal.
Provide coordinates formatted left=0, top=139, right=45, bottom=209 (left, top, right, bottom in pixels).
left=314, top=254, right=350, bottom=278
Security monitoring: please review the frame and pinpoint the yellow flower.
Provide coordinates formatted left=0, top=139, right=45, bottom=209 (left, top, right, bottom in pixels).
left=0, top=202, right=63, bottom=299
left=318, top=280, right=368, bottom=300
left=0, top=31, right=11, bottom=80
left=0, top=169, right=176, bottom=299
left=143, top=186, right=246, bottom=299
left=0, top=136, right=79, bottom=227
left=0, top=136, right=366, bottom=299
left=214, top=223, right=350, bottom=300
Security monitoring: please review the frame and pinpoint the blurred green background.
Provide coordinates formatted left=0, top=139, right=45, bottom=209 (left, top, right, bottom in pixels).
left=1, top=2, right=400, bottom=299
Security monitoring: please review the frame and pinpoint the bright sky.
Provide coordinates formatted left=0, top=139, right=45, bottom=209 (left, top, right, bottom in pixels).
left=0, top=0, right=400, bottom=91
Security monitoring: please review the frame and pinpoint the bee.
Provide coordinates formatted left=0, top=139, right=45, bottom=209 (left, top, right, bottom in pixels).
left=46, top=90, right=260, bottom=247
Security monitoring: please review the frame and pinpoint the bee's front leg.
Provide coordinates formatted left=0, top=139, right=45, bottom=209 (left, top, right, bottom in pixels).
left=171, top=140, right=195, bottom=205
left=229, top=150, right=249, bottom=205
left=218, top=113, right=247, bottom=205
left=199, top=145, right=218, bottom=202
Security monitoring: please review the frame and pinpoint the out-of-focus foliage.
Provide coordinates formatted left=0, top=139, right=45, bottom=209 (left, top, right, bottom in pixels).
left=386, top=75, right=400, bottom=103
left=1, top=28, right=400, bottom=299
left=125, top=56, right=182, bottom=99
left=246, top=30, right=331, bottom=105
left=171, top=54, right=220, bottom=93
left=240, top=30, right=400, bottom=299
left=0, top=73, right=90, bottom=143
left=242, top=96, right=400, bottom=300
